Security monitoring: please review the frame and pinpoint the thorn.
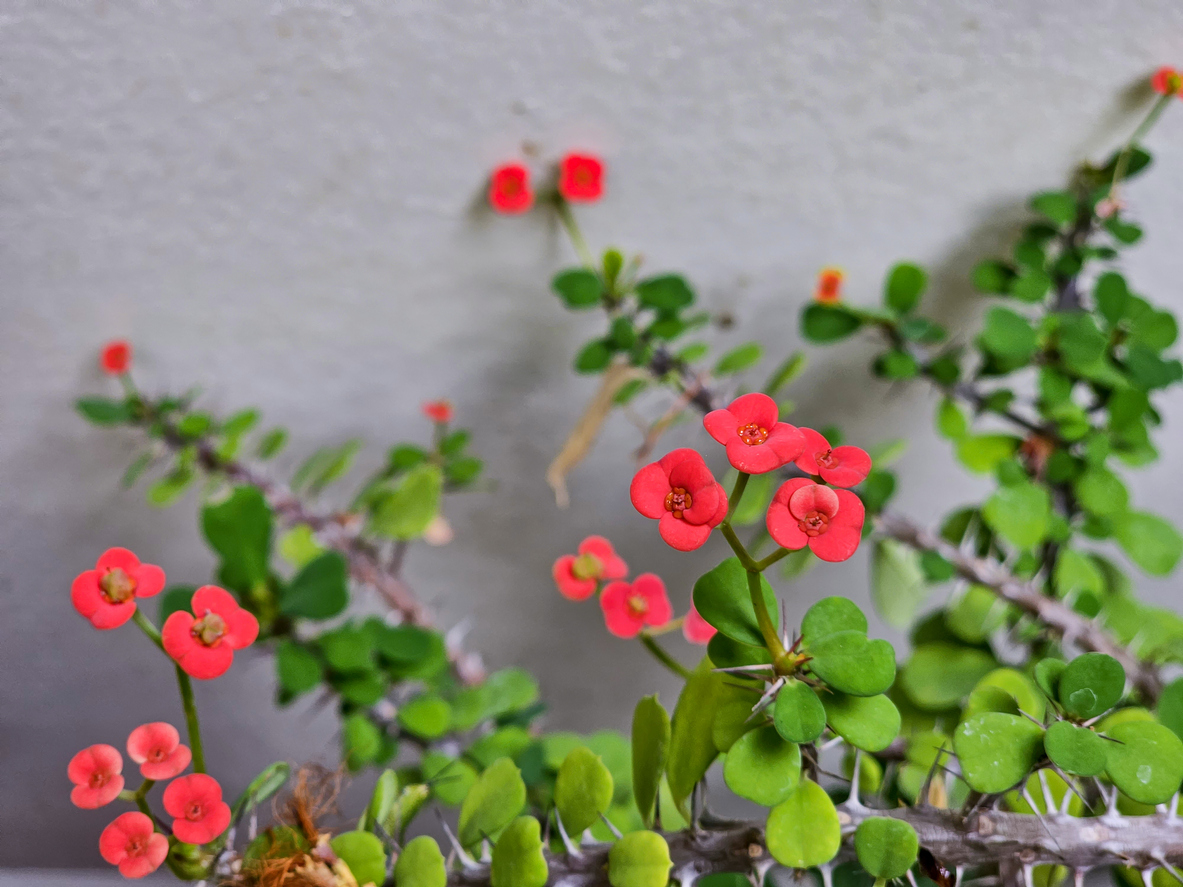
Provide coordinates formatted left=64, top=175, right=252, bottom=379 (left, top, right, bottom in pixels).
left=955, top=865, right=965, bottom=887
left=554, top=808, right=583, bottom=857
left=1037, top=770, right=1057, bottom=814
left=819, top=736, right=844, bottom=752
left=907, top=871, right=920, bottom=887
left=918, top=743, right=950, bottom=809
left=1023, top=864, right=1034, bottom=887
left=713, top=663, right=776, bottom=675
left=1141, top=868, right=1155, bottom=887
left=691, top=779, right=702, bottom=829
left=1153, top=855, right=1183, bottom=883
left=1170, top=793, right=1180, bottom=824
left=751, top=677, right=787, bottom=716
left=435, top=810, right=478, bottom=869
left=654, top=788, right=662, bottom=832
left=479, top=838, right=491, bottom=863
left=599, top=813, right=623, bottom=840
left=1021, top=786, right=1043, bottom=817
left=542, top=806, right=552, bottom=844
left=249, top=810, right=258, bottom=842
left=820, top=863, right=834, bottom=887
left=1072, top=869, right=1087, bottom=887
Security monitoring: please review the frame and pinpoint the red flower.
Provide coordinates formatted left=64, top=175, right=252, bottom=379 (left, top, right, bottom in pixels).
left=630, top=448, right=728, bottom=551
left=766, top=479, right=865, bottom=563
left=422, top=399, right=454, bottom=424
left=558, top=153, right=604, bottom=202
left=552, top=535, right=628, bottom=601
left=162, top=773, right=231, bottom=845
left=683, top=604, right=717, bottom=645
left=127, top=722, right=191, bottom=781
left=703, top=393, right=805, bottom=474
left=71, top=548, right=166, bottom=630
left=489, top=163, right=533, bottom=214
left=99, top=812, right=168, bottom=879
left=795, top=427, right=872, bottom=488
left=1151, top=66, right=1182, bottom=97
left=600, top=574, right=673, bottom=638
left=815, top=267, right=844, bottom=304
left=68, top=744, right=125, bottom=809
left=100, top=340, right=132, bottom=375
left=162, top=586, right=259, bottom=680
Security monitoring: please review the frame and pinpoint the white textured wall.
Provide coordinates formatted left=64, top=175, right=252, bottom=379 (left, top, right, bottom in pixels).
left=3, top=0, right=1183, bottom=870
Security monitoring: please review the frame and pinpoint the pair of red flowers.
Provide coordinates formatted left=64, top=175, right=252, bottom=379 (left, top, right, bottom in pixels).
left=72, top=548, right=259, bottom=680
left=630, top=393, right=870, bottom=562
left=489, top=152, right=604, bottom=214
left=551, top=535, right=716, bottom=643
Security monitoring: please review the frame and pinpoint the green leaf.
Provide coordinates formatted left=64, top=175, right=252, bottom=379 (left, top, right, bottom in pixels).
left=342, top=714, right=382, bottom=771
left=458, top=758, right=526, bottom=848
left=953, top=712, right=1044, bottom=793
left=802, top=304, right=862, bottom=343
left=231, top=762, right=290, bottom=823
left=823, top=693, right=901, bottom=752
left=359, top=768, right=398, bottom=832
left=636, top=274, right=695, bottom=311
left=1104, top=721, right=1183, bottom=805
left=982, top=481, right=1050, bottom=549
left=146, top=469, right=194, bottom=506
left=936, top=398, right=969, bottom=440
left=763, top=352, right=808, bottom=396
left=801, top=597, right=867, bottom=645
left=278, top=525, right=325, bottom=570
left=76, top=396, right=132, bottom=425
left=398, top=694, right=453, bottom=740
left=280, top=551, right=349, bottom=620
left=158, top=586, right=195, bottom=627
left=667, top=661, right=725, bottom=815
left=631, top=695, right=670, bottom=827
left=1011, top=268, right=1052, bottom=303
left=727, top=471, right=776, bottom=526
left=276, top=641, right=323, bottom=696
left=854, top=817, right=919, bottom=880
left=322, top=626, right=376, bottom=673
left=607, top=831, right=672, bottom=887
left=329, top=831, right=386, bottom=887
left=554, top=747, right=614, bottom=834
left=121, top=452, right=154, bottom=488
left=202, top=486, right=272, bottom=591
left=256, top=428, right=288, bottom=459
left=1058, top=652, right=1125, bottom=719
left=292, top=439, right=362, bottom=495
left=978, top=307, right=1037, bottom=364
left=422, top=752, right=479, bottom=806
left=900, top=643, right=996, bottom=710
left=871, top=538, right=929, bottom=629
left=885, top=262, right=927, bottom=314
left=1073, top=467, right=1129, bottom=519
left=1160, top=678, right=1183, bottom=742
left=723, top=724, right=801, bottom=806
left=972, top=260, right=1014, bottom=294
left=967, top=668, right=1046, bottom=722
left=692, top=558, right=779, bottom=647
left=956, top=434, right=1019, bottom=474
left=1113, top=511, right=1183, bottom=576
left=773, top=679, right=827, bottom=744
left=491, top=816, right=548, bottom=887
left=875, top=349, right=919, bottom=380
left=368, top=463, right=443, bottom=540
left=1044, top=721, right=1107, bottom=777
left=765, top=779, right=841, bottom=868
left=714, top=342, right=762, bottom=376
left=393, top=836, right=446, bottom=887
left=574, top=339, right=614, bottom=373
left=1031, top=191, right=1078, bottom=226
left=552, top=268, right=603, bottom=308
left=807, top=630, right=895, bottom=697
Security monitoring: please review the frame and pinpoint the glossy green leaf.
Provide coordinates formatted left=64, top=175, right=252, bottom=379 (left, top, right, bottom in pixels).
left=278, top=525, right=325, bottom=570
left=342, top=714, right=383, bottom=771
left=871, top=538, right=929, bottom=629
left=1159, top=678, right=1183, bottom=741
left=276, top=641, right=323, bottom=696
left=329, top=831, right=386, bottom=887
left=982, top=481, right=1050, bottom=549
left=714, top=342, right=763, bottom=376
left=636, top=274, right=695, bottom=311
left=491, top=816, right=548, bottom=887
left=967, top=669, right=1045, bottom=722
left=807, top=631, right=895, bottom=697
left=1104, top=721, right=1183, bottom=805
left=765, top=779, right=841, bottom=869
left=885, top=262, right=927, bottom=314
left=953, top=712, right=1044, bottom=793
left=801, top=597, right=867, bottom=645
left=1031, top=191, right=1078, bottom=226
left=956, top=434, right=1019, bottom=474
left=824, top=693, right=901, bottom=752
left=359, top=768, right=398, bottom=832
left=1034, top=659, right=1067, bottom=700
left=292, top=439, right=362, bottom=495
left=368, top=463, right=443, bottom=540
left=574, top=339, right=614, bottom=373
left=393, top=835, right=445, bottom=887
left=422, top=752, right=479, bottom=806
left=763, top=352, right=808, bottom=396
left=723, top=724, right=801, bottom=806
left=554, top=747, right=614, bottom=834
left=972, top=259, right=1014, bottom=294
left=552, top=268, right=603, bottom=308
left=1058, top=653, right=1125, bottom=719
left=231, top=762, right=290, bottom=823
left=201, top=486, right=272, bottom=591
left=280, top=551, right=349, bottom=620
left=667, top=661, right=725, bottom=815
left=692, top=558, right=779, bottom=647
left=1113, top=511, right=1183, bottom=576
left=854, top=817, right=918, bottom=879
left=978, top=307, right=1037, bottom=364
left=936, top=398, right=969, bottom=440
left=76, top=396, right=132, bottom=425
left=900, top=643, right=996, bottom=710
left=801, top=303, right=862, bottom=343
left=773, top=679, right=826, bottom=744
left=458, top=757, right=526, bottom=848
left=631, top=695, right=670, bottom=827
left=1045, top=721, right=1107, bottom=777
left=398, top=694, right=452, bottom=740
left=607, top=831, right=672, bottom=887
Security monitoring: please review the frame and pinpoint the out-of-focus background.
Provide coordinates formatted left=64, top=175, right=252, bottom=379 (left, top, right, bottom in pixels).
left=2, top=0, right=1182, bottom=878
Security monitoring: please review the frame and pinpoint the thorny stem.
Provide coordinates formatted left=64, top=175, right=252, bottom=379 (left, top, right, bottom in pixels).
left=639, top=633, right=693, bottom=680
left=131, top=610, right=208, bottom=772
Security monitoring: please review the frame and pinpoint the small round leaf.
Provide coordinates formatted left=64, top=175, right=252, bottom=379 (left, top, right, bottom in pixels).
left=554, top=747, right=614, bottom=834
left=607, top=830, right=672, bottom=887
left=801, top=597, right=868, bottom=644
left=393, top=835, right=446, bottom=887
left=765, top=779, right=841, bottom=869
left=1045, top=721, right=1107, bottom=777
left=1034, top=659, right=1066, bottom=700
left=774, top=679, right=827, bottom=744
left=1059, top=653, right=1125, bottom=719
left=457, top=758, right=526, bottom=848
left=823, top=693, right=901, bottom=752
left=329, top=831, right=386, bottom=887
left=491, top=816, right=548, bottom=887
left=854, top=817, right=919, bottom=879
left=1104, top=720, right=1183, bottom=805
left=723, top=725, right=802, bottom=806
left=953, top=712, right=1044, bottom=793
left=807, top=631, right=895, bottom=697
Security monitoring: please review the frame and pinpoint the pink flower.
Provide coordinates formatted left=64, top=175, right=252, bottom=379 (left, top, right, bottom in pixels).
left=99, top=812, right=168, bottom=879
left=127, top=722, right=191, bottom=780
left=71, top=548, right=166, bottom=630
left=600, top=574, right=673, bottom=638
left=100, top=340, right=132, bottom=375
left=630, top=449, right=728, bottom=552
left=552, top=535, right=628, bottom=601
left=558, top=153, right=604, bottom=202
left=68, top=744, right=125, bottom=809
left=162, top=773, right=232, bottom=845
left=489, top=163, right=533, bottom=214
left=1151, top=66, right=1182, bottom=97
left=162, top=585, right=259, bottom=680
left=422, top=399, right=454, bottom=424
left=795, top=428, right=872, bottom=488
left=766, top=479, right=865, bottom=563
left=683, top=604, right=717, bottom=645
left=703, top=392, right=805, bottom=474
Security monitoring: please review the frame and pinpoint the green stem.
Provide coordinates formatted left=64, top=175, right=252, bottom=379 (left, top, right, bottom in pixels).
left=753, top=547, right=792, bottom=572
left=639, top=633, right=693, bottom=680
left=747, top=569, right=787, bottom=662
left=720, top=521, right=759, bottom=572
left=132, top=779, right=156, bottom=817
left=1109, top=94, right=1172, bottom=194
left=728, top=472, right=750, bottom=515
left=554, top=199, right=597, bottom=269
left=132, top=609, right=165, bottom=652
left=175, top=667, right=207, bottom=774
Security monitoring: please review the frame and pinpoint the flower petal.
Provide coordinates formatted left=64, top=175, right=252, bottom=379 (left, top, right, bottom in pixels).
left=162, top=611, right=196, bottom=663
left=678, top=477, right=721, bottom=524
left=683, top=606, right=717, bottom=644
left=222, top=607, right=259, bottom=650
left=794, top=427, right=831, bottom=476
left=809, top=525, right=863, bottom=562
left=177, top=642, right=235, bottom=680
left=726, top=392, right=778, bottom=429
left=703, top=408, right=739, bottom=445
left=190, top=585, right=240, bottom=619
left=140, top=745, right=191, bottom=781
left=724, top=439, right=783, bottom=474
left=787, top=483, right=840, bottom=521
left=766, top=478, right=813, bottom=550
left=131, top=563, right=166, bottom=598
left=70, top=571, right=103, bottom=619
left=635, top=574, right=672, bottom=628
left=708, top=482, right=729, bottom=527
left=819, top=445, right=872, bottom=488
left=666, top=455, right=715, bottom=495
left=552, top=555, right=597, bottom=601
left=96, top=547, right=140, bottom=574
left=630, top=462, right=671, bottom=519
left=127, top=723, right=178, bottom=764
left=600, top=581, right=643, bottom=638
left=832, top=489, right=867, bottom=530
left=658, top=514, right=713, bottom=551
left=119, top=833, right=168, bottom=879
left=766, top=423, right=806, bottom=462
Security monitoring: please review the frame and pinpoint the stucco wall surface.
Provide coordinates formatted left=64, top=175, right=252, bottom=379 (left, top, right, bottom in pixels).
left=2, top=0, right=1183, bottom=869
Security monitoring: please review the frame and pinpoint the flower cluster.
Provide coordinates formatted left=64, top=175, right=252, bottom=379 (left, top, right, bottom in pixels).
left=69, top=723, right=226, bottom=879
left=488, top=152, right=604, bottom=214
left=631, top=393, right=870, bottom=562
left=551, top=535, right=715, bottom=644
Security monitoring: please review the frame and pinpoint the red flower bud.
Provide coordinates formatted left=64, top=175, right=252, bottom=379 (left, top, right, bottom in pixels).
left=422, top=400, right=454, bottom=424
left=1151, top=66, right=1182, bottom=97
left=815, top=267, right=844, bottom=304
